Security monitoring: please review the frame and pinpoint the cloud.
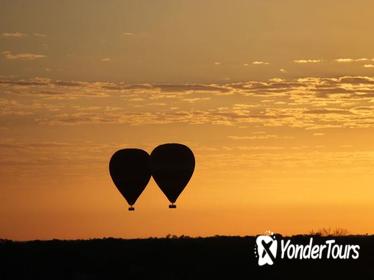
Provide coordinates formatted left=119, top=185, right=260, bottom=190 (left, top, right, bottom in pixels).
left=364, top=64, right=374, bottom=68
left=33, top=33, right=47, bottom=37
left=293, top=59, right=321, bottom=64
left=2, top=51, right=46, bottom=60
left=335, top=58, right=369, bottom=63
left=2, top=32, right=27, bottom=38
left=338, top=76, right=374, bottom=84
left=2, top=76, right=374, bottom=129
left=336, top=58, right=354, bottom=63
left=305, top=109, right=353, bottom=115
left=122, top=32, right=134, bottom=36
left=182, top=97, right=211, bottom=103
left=155, top=84, right=229, bottom=93
left=0, top=141, right=76, bottom=149
left=228, top=134, right=279, bottom=140
left=101, top=57, right=111, bottom=62
left=280, top=68, right=287, bottom=73
left=252, top=61, right=269, bottom=65
left=1, top=32, right=47, bottom=38
left=0, top=98, right=34, bottom=116
left=0, top=78, right=110, bottom=98
left=0, top=139, right=114, bottom=171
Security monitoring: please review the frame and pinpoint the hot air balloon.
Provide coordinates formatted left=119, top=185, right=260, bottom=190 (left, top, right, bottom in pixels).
left=109, top=149, right=151, bottom=211
left=150, top=143, right=195, bottom=208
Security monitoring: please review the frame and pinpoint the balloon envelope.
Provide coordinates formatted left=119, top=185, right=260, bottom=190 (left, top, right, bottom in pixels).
left=150, top=143, right=195, bottom=205
left=109, top=149, right=151, bottom=208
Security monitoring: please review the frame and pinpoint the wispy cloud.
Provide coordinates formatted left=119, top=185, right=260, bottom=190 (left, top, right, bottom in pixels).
left=2, top=51, right=46, bottom=60
left=100, top=57, right=111, bottom=62
left=2, top=76, right=374, bottom=129
left=293, top=59, right=321, bottom=64
left=2, top=32, right=27, bottom=38
left=252, top=61, right=269, bottom=65
left=363, top=64, right=374, bottom=68
left=122, top=32, right=134, bottom=36
left=335, top=58, right=370, bottom=63
left=228, top=134, right=279, bottom=140
left=182, top=97, right=211, bottom=103
left=1, top=32, right=47, bottom=38
left=32, top=33, right=47, bottom=37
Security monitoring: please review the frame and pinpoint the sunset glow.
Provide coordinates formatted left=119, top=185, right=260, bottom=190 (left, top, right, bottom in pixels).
left=1, top=1, right=374, bottom=240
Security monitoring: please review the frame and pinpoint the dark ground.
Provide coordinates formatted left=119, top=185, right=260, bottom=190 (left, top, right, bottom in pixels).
left=0, top=235, right=373, bottom=279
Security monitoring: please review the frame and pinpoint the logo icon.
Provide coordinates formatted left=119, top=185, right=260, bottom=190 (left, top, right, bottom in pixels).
left=254, top=231, right=360, bottom=266
left=255, top=233, right=278, bottom=266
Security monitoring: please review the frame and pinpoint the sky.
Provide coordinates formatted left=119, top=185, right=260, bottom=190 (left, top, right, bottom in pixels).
left=1, top=0, right=374, bottom=240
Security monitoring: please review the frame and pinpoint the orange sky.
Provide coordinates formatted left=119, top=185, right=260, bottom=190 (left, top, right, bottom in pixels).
left=1, top=1, right=374, bottom=240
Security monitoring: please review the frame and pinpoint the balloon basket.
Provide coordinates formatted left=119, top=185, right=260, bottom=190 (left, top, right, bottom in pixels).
left=169, top=204, right=176, bottom=209
left=128, top=207, right=135, bottom=211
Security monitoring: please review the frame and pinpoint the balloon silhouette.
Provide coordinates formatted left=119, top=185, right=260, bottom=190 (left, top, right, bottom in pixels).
left=109, top=149, right=151, bottom=211
left=150, top=143, right=195, bottom=208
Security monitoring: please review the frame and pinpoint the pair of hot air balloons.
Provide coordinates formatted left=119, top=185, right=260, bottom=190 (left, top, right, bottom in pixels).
left=109, top=143, right=195, bottom=211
